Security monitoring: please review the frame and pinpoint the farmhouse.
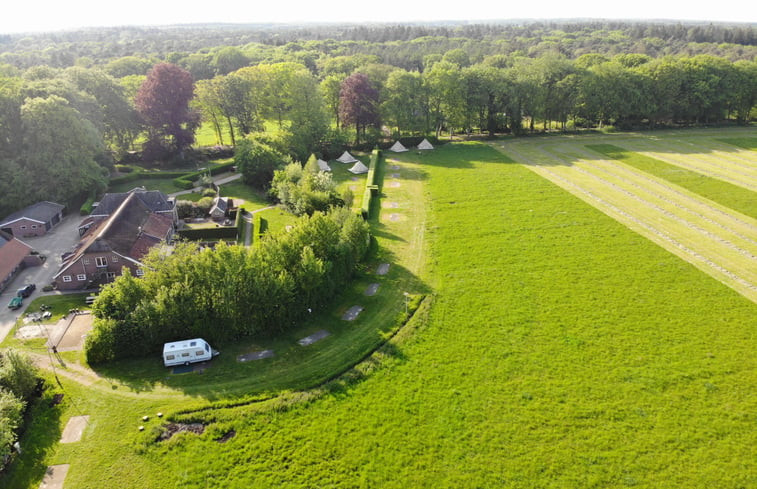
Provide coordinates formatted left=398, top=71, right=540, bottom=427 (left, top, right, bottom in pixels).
left=79, top=188, right=177, bottom=236
left=0, top=231, right=42, bottom=293
left=0, top=201, right=65, bottom=237
left=54, top=193, right=174, bottom=290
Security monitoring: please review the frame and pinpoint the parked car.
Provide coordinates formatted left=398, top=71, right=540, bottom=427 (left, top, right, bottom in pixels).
left=17, top=284, right=36, bottom=298
left=8, top=297, right=23, bottom=310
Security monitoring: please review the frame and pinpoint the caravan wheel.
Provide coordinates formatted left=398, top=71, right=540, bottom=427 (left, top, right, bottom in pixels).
left=184, top=361, right=189, bottom=366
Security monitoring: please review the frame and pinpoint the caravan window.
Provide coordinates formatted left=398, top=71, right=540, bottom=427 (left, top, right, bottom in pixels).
left=196, top=350, right=204, bottom=356
left=166, top=355, right=175, bottom=361
left=181, top=352, right=190, bottom=357
left=205, top=343, right=210, bottom=352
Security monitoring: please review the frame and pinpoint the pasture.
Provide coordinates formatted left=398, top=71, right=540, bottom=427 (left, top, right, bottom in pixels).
left=4, top=129, right=757, bottom=488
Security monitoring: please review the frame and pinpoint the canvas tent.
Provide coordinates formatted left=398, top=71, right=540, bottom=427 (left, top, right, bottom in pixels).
left=389, top=141, right=408, bottom=152
left=348, top=160, right=369, bottom=174
left=337, top=151, right=358, bottom=164
left=417, top=138, right=434, bottom=150
left=317, top=159, right=331, bottom=172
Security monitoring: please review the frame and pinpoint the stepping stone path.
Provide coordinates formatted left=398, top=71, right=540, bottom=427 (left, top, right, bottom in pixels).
left=365, top=283, right=380, bottom=296
left=298, top=330, right=331, bottom=346
left=237, top=350, right=275, bottom=362
left=342, top=306, right=364, bottom=321
left=351, top=176, right=359, bottom=181
left=383, top=202, right=399, bottom=209
left=387, top=181, right=401, bottom=188
left=388, top=213, right=402, bottom=222
left=60, top=415, right=89, bottom=443
left=376, top=263, right=390, bottom=275
left=391, top=173, right=401, bottom=179
left=391, top=165, right=400, bottom=170
left=39, top=464, right=69, bottom=489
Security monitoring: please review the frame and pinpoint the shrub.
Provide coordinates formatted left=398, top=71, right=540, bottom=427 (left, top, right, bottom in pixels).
left=0, top=389, right=24, bottom=462
left=196, top=197, right=214, bottom=215
left=80, top=196, right=96, bottom=216
left=0, top=350, right=38, bottom=403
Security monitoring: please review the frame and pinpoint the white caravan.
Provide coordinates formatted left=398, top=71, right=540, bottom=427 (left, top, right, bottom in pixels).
left=163, top=338, right=218, bottom=367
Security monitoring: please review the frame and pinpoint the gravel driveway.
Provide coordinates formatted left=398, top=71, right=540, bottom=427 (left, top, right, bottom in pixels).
left=0, top=213, right=84, bottom=342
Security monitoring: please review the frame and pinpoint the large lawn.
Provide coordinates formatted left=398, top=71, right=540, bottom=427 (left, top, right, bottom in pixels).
left=5, top=131, right=757, bottom=488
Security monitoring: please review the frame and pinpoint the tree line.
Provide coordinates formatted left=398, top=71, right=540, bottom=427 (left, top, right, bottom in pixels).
left=1, top=22, right=756, bottom=218
left=84, top=207, right=370, bottom=363
left=1, top=21, right=755, bottom=70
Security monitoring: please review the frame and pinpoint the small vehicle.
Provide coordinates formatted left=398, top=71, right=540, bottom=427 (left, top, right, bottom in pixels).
left=163, top=338, right=220, bottom=367
left=8, top=297, right=23, bottom=310
left=17, top=284, right=36, bottom=298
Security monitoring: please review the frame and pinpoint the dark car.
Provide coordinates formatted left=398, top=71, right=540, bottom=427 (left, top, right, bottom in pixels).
left=17, top=284, right=36, bottom=298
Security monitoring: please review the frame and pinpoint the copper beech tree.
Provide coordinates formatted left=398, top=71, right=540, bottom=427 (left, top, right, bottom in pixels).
left=135, top=62, right=199, bottom=161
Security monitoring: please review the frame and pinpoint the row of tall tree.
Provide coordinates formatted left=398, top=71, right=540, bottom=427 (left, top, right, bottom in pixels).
left=84, top=208, right=370, bottom=363
left=194, top=53, right=757, bottom=145
left=1, top=39, right=755, bottom=218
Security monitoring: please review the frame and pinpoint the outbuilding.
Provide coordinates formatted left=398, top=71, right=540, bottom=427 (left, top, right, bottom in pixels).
left=0, top=201, right=65, bottom=238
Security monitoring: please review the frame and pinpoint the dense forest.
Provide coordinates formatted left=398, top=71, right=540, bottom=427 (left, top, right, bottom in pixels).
left=0, top=20, right=755, bottom=217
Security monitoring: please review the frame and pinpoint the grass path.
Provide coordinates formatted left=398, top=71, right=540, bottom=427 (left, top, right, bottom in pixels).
left=499, top=139, right=757, bottom=302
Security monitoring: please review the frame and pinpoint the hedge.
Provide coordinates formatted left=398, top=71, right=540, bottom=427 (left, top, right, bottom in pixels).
left=80, top=196, right=96, bottom=215
left=176, top=225, right=239, bottom=240
left=360, top=149, right=382, bottom=219
left=109, top=160, right=238, bottom=191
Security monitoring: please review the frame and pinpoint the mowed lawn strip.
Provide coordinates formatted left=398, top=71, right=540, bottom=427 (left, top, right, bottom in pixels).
left=616, top=138, right=757, bottom=192
left=717, top=137, right=757, bottom=151
left=505, top=141, right=757, bottom=302
left=101, top=141, right=757, bottom=488
left=587, top=143, right=757, bottom=220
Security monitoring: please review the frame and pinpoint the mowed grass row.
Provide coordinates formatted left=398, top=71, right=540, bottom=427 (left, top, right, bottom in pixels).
left=502, top=140, right=757, bottom=302
left=618, top=135, right=757, bottom=192
left=91, top=141, right=757, bottom=488
left=587, top=143, right=757, bottom=220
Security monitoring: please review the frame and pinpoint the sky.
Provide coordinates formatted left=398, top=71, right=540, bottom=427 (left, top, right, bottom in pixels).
left=1, top=0, right=755, bottom=34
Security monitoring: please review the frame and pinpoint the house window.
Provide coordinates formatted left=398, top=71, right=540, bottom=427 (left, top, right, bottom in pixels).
left=20, top=225, right=26, bottom=229
left=76, top=274, right=86, bottom=281
left=136, top=269, right=144, bottom=277
left=31, top=225, right=37, bottom=229
left=83, top=258, right=90, bottom=265
left=95, top=256, right=107, bottom=267
left=112, top=256, right=119, bottom=263
left=62, top=275, right=72, bottom=282
left=105, top=272, right=116, bottom=279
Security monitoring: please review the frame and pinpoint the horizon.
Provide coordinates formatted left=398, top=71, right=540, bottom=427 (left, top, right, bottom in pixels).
left=2, top=0, right=756, bottom=36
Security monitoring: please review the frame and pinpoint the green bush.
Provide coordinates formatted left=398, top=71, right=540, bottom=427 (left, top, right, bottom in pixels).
left=80, top=196, right=96, bottom=215
left=0, top=389, right=24, bottom=461
left=202, top=188, right=217, bottom=197
left=0, top=350, right=38, bottom=403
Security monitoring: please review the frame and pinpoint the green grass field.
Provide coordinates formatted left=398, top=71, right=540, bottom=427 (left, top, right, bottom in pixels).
left=4, top=130, right=757, bottom=488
